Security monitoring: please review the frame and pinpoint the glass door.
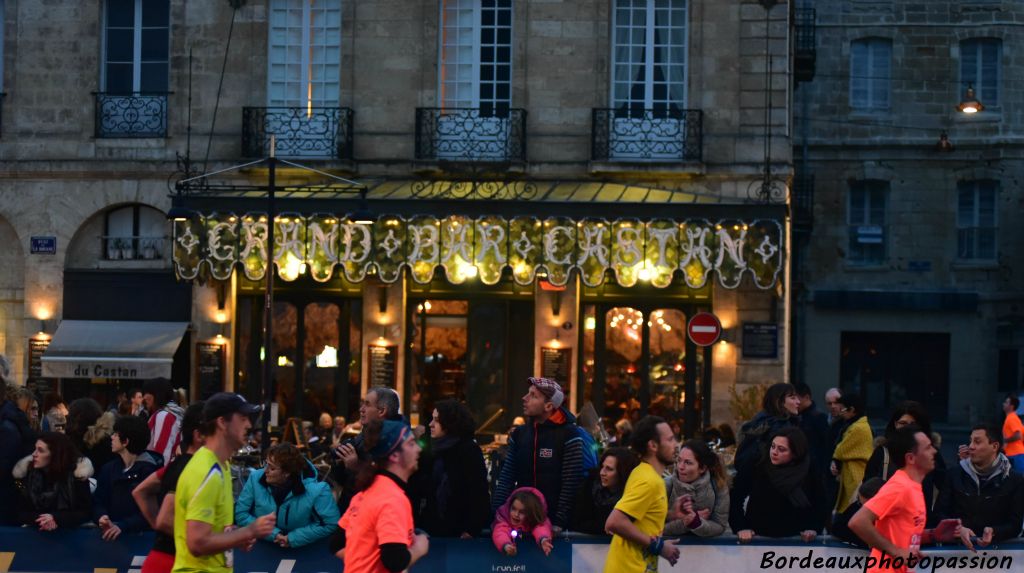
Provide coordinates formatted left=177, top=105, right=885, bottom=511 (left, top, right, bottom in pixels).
left=581, top=302, right=709, bottom=438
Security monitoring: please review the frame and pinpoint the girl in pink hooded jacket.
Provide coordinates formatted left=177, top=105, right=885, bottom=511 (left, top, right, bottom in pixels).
left=492, top=487, right=554, bottom=556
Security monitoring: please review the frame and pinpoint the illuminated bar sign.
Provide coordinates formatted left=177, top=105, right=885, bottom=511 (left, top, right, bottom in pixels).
left=174, top=214, right=784, bottom=290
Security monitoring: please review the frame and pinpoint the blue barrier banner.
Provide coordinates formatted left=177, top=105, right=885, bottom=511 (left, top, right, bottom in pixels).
left=0, top=528, right=1020, bottom=573
left=0, top=528, right=568, bottom=573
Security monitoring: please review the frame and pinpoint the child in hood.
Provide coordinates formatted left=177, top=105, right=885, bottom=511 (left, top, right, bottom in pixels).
left=492, top=487, right=553, bottom=557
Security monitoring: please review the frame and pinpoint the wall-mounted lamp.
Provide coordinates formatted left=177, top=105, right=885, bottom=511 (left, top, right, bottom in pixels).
left=957, top=85, right=984, bottom=114
left=551, top=291, right=561, bottom=317
left=935, top=131, right=955, bottom=152
left=215, top=280, right=228, bottom=310
left=36, top=320, right=50, bottom=339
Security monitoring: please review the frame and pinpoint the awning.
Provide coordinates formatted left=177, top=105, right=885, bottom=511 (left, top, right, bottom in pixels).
left=42, top=321, right=189, bottom=379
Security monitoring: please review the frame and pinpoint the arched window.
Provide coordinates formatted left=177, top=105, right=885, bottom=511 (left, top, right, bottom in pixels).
left=103, top=204, right=168, bottom=260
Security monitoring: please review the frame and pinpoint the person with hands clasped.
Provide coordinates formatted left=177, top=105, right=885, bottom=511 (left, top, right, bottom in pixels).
left=492, top=487, right=554, bottom=557
left=849, top=427, right=961, bottom=573
left=729, top=427, right=827, bottom=543
left=172, top=393, right=274, bottom=573
left=604, top=416, right=681, bottom=573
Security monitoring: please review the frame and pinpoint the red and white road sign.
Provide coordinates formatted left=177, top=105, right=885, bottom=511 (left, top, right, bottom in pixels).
left=687, top=312, right=722, bottom=347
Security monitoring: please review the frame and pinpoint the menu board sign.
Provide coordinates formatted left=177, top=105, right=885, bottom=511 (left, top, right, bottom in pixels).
left=196, top=342, right=224, bottom=399
left=742, top=323, right=778, bottom=359
left=368, top=345, right=398, bottom=388
left=27, top=338, right=53, bottom=395
left=540, top=346, right=572, bottom=387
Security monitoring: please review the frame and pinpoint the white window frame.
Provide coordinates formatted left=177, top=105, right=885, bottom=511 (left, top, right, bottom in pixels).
left=610, top=0, right=689, bottom=113
left=849, top=37, right=891, bottom=111
left=960, top=38, right=1001, bottom=109
left=957, top=180, right=998, bottom=261
left=101, top=0, right=170, bottom=93
left=267, top=0, right=342, bottom=109
left=0, top=0, right=5, bottom=94
left=847, top=180, right=887, bottom=265
left=437, top=0, right=512, bottom=113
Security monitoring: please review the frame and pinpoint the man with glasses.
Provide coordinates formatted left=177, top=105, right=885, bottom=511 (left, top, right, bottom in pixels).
left=332, top=387, right=405, bottom=515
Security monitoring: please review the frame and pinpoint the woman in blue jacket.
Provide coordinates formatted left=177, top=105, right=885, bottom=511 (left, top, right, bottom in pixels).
left=235, top=442, right=339, bottom=547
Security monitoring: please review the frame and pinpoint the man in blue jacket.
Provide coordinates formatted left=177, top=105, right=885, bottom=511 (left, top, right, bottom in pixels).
left=235, top=442, right=339, bottom=547
left=93, top=414, right=160, bottom=540
left=491, top=377, right=583, bottom=529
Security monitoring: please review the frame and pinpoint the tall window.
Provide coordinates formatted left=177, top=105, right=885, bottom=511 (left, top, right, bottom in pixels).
left=102, top=0, right=169, bottom=93
left=439, top=0, right=512, bottom=115
left=849, top=38, right=890, bottom=111
left=847, top=180, right=887, bottom=264
left=611, top=0, right=688, bottom=115
left=960, top=38, right=1000, bottom=108
left=957, top=180, right=998, bottom=261
left=267, top=0, right=342, bottom=108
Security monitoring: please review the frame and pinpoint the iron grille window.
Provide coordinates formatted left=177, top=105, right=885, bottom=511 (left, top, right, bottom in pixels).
left=847, top=180, right=887, bottom=264
left=849, top=38, right=891, bottom=111
left=957, top=180, right=998, bottom=261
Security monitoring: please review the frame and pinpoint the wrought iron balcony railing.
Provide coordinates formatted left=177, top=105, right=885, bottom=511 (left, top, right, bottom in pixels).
left=795, top=8, right=816, bottom=83
left=242, top=107, right=354, bottom=159
left=415, top=107, right=527, bottom=162
left=591, top=108, right=702, bottom=162
left=94, top=92, right=169, bottom=138
left=101, top=236, right=168, bottom=261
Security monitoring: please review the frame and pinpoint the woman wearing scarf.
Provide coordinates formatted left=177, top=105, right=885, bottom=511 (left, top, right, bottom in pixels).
left=730, top=427, right=827, bottom=542
left=419, top=399, right=490, bottom=538
left=664, top=439, right=730, bottom=537
left=830, top=393, right=874, bottom=513
left=734, top=383, right=801, bottom=477
left=571, top=447, right=638, bottom=534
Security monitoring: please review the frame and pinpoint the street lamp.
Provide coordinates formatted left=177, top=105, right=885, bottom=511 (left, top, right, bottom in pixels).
left=957, top=85, right=984, bottom=114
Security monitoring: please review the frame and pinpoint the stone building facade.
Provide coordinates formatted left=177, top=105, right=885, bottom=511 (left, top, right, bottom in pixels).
left=0, top=0, right=794, bottom=432
left=794, top=0, right=1024, bottom=424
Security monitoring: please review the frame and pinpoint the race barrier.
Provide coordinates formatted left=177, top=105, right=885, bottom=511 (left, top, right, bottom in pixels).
left=0, top=527, right=1021, bottom=572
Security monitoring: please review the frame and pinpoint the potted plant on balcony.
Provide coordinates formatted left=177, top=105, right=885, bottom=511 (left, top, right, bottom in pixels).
left=141, top=239, right=157, bottom=260
left=119, top=238, right=136, bottom=260
left=106, top=238, right=121, bottom=260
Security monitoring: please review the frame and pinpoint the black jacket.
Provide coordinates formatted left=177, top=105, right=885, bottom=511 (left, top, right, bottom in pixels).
left=92, top=451, right=161, bottom=531
left=418, top=435, right=490, bottom=537
left=491, top=408, right=584, bottom=527
left=0, top=400, right=36, bottom=525
left=799, top=402, right=831, bottom=474
left=734, top=411, right=799, bottom=477
left=934, top=456, right=1024, bottom=542
left=729, top=461, right=828, bottom=538
left=570, top=470, right=622, bottom=535
left=830, top=500, right=868, bottom=548
left=17, top=468, right=92, bottom=528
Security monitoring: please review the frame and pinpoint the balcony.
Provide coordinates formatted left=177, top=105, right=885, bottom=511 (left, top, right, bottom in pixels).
left=591, top=108, right=702, bottom=163
left=794, top=8, right=816, bottom=83
left=415, top=108, right=527, bottom=163
left=242, top=107, right=353, bottom=160
left=102, top=236, right=169, bottom=261
left=94, top=93, right=169, bottom=138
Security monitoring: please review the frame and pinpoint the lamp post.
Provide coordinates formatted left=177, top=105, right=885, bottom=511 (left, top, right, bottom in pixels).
left=171, top=142, right=367, bottom=452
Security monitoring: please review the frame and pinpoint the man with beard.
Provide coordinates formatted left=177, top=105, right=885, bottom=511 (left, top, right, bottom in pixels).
left=604, top=416, right=681, bottom=572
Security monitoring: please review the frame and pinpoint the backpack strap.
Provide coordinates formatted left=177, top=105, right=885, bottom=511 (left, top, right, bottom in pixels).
left=881, top=447, right=890, bottom=481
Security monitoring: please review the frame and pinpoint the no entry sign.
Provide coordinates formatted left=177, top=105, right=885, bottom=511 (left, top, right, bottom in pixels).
left=687, top=312, right=722, bottom=347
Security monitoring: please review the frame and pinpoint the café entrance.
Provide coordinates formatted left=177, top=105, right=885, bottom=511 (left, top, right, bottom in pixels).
left=581, top=299, right=713, bottom=437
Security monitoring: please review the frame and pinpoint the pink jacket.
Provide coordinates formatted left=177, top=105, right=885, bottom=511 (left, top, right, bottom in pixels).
left=491, top=486, right=554, bottom=552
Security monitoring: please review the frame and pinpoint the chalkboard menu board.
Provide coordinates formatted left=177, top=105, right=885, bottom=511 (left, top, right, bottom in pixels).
left=368, top=345, right=398, bottom=388
left=742, top=323, right=778, bottom=359
left=540, top=347, right=572, bottom=387
left=196, top=343, right=225, bottom=400
left=27, top=338, right=53, bottom=396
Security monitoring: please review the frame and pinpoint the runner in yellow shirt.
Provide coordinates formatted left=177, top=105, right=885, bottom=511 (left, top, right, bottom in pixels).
left=172, top=393, right=275, bottom=573
left=604, top=416, right=681, bottom=573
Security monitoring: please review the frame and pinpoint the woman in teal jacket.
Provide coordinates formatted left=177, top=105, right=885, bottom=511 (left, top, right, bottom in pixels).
left=235, top=443, right=339, bottom=547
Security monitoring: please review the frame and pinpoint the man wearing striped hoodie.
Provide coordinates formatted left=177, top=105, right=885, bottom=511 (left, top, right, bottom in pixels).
left=144, top=378, right=185, bottom=467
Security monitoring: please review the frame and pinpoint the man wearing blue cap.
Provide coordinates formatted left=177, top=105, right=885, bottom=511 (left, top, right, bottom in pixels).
left=335, top=419, right=430, bottom=573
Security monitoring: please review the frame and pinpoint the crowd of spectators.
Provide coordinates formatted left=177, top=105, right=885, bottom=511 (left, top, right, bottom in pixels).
left=1, top=347, right=1023, bottom=573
